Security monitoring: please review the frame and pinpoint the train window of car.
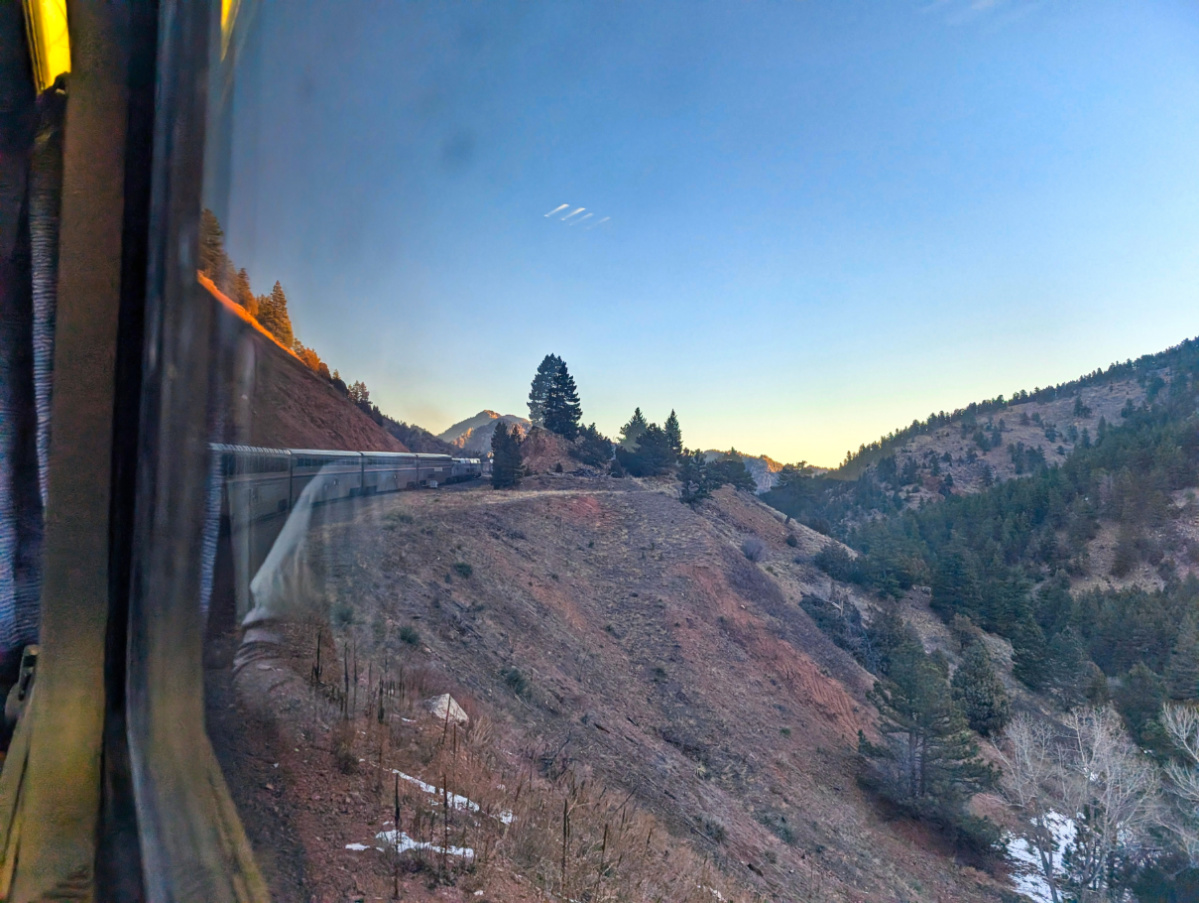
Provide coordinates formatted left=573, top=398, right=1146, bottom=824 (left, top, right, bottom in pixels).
left=196, top=4, right=1199, bottom=901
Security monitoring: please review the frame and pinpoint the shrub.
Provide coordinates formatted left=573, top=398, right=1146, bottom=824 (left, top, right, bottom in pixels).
left=814, top=542, right=856, bottom=582
left=758, top=812, right=797, bottom=845
left=741, top=537, right=765, bottom=562
left=785, top=533, right=798, bottom=548
left=502, top=666, right=528, bottom=697
left=700, top=817, right=727, bottom=843
left=452, top=561, right=473, bottom=579
left=331, top=602, right=355, bottom=629
left=399, top=625, right=420, bottom=646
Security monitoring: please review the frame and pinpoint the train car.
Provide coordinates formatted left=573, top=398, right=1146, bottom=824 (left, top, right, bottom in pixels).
left=415, top=452, right=453, bottom=487
left=289, top=449, right=364, bottom=502
left=361, top=451, right=423, bottom=493
left=214, top=444, right=292, bottom=524
left=212, top=445, right=293, bottom=624
left=450, top=457, right=482, bottom=483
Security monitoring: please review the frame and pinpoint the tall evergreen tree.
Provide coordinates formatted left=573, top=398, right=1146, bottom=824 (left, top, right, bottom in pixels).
left=619, top=408, right=648, bottom=449
left=199, top=208, right=232, bottom=291
left=951, top=641, right=1012, bottom=737
left=258, top=280, right=294, bottom=347
left=233, top=267, right=258, bottom=317
left=664, top=410, right=683, bottom=456
left=543, top=357, right=582, bottom=440
left=615, top=423, right=675, bottom=476
left=527, top=354, right=561, bottom=427
left=1167, top=612, right=1199, bottom=701
left=1012, top=617, right=1052, bottom=690
left=1114, top=662, right=1168, bottom=751
left=491, top=422, right=523, bottom=489
left=1044, top=626, right=1089, bottom=708
left=863, top=643, right=996, bottom=813
left=931, top=548, right=982, bottom=622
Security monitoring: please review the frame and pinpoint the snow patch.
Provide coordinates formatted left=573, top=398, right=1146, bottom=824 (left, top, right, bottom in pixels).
left=1005, top=812, right=1077, bottom=903
left=343, top=829, right=474, bottom=860
left=390, top=769, right=514, bottom=824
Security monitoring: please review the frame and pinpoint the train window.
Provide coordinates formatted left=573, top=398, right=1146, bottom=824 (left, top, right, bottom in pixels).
left=3, top=2, right=1199, bottom=901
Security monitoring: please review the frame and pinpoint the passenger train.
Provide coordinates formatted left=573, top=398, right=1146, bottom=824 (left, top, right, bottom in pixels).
left=213, top=444, right=482, bottom=523
left=211, top=446, right=483, bottom=624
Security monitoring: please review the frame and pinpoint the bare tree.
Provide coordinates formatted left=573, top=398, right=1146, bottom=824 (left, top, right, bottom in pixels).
left=1162, top=704, right=1199, bottom=866
left=1000, top=708, right=1161, bottom=903
left=1058, top=707, right=1160, bottom=902
left=998, top=713, right=1065, bottom=903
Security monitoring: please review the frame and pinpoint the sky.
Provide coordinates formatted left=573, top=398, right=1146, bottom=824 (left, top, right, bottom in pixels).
left=217, top=0, right=1199, bottom=467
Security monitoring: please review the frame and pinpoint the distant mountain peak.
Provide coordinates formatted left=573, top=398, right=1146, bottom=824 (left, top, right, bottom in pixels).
left=438, top=410, right=532, bottom=454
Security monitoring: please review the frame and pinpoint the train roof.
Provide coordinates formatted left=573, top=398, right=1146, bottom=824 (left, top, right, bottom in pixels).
left=210, top=445, right=458, bottom=461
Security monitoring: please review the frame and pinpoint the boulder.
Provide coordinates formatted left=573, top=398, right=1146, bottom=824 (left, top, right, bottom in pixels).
left=424, top=693, right=469, bottom=726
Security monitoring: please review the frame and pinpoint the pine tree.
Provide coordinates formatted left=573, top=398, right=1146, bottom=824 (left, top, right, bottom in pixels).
left=1045, top=626, right=1089, bottom=708
left=1167, top=612, right=1199, bottom=701
left=491, top=422, right=523, bottom=489
left=569, top=423, right=612, bottom=468
left=708, top=451, right=756, bottom=491
left=664, top=410, right=683, bottom=456
left=199, top=208, right=232, bottom=291
left=864, top=643, right=996, bottom=812
left=951, top=641, right=1012, bottom=736
left=543, top=357, right=582, bottom=440
left=1115, top=662, right=1168, bottom=751
left=614, top=423, right=675, bottom=477
left=931, top=548, right=982, bottom=622
left=619, top=408, right=648, bottom=449
left=1012, top=617, right=1052, bottom=690
left=258, top=280, right=294, bottom=347
left=527, top=355, right=561, bottom=427
left=233, top=267, right=258, bottom=317
left=677, top=450, right=711, bottom=505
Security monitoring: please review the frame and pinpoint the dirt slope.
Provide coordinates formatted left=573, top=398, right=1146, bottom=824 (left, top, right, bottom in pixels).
left=210, top=476, right=1012, bottom=902
left=206, top=277, right=407, bottom=452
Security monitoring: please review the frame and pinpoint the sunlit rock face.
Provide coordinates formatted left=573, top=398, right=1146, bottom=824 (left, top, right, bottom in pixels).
left=438, top=410, right=532, bottom=455
left=702, top=450, right=785, bottom=493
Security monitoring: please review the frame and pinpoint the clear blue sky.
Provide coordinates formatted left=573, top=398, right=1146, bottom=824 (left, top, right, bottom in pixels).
left=220, top=0, right=1199, bottom=466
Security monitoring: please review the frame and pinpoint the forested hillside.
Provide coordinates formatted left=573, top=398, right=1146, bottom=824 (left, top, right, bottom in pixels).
left=761, top=335, right=1199, bottom=900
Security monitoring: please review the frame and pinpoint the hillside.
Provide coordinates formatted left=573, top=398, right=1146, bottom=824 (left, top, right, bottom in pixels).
left=209, top=476, right=1015, bottom=903
left=382, top=415, right=458, bottom=455
left=205, top=277, right=407, bottom=452
left=765, top=337, right=1199, bottom=537
left=755, top=335, right=1199, bottom=900
left=439, top=410, right=532, bottom=454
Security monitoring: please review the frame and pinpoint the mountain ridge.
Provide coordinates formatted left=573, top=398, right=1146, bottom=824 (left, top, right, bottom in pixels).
left=437, top=410, right=532, bottom=454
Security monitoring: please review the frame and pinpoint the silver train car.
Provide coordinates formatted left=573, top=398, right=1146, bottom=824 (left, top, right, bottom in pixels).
left=213, top=445, right=482, bottom=513
left=210, top=445, right=481, bottom=626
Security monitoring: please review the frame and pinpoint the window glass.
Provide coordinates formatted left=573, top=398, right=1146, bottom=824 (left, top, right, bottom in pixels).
left=191, top=4, right=1199, bottom=902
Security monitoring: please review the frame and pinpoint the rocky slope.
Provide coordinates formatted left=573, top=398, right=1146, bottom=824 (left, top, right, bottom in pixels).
left=208, top=474, right=1015, bottom=902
